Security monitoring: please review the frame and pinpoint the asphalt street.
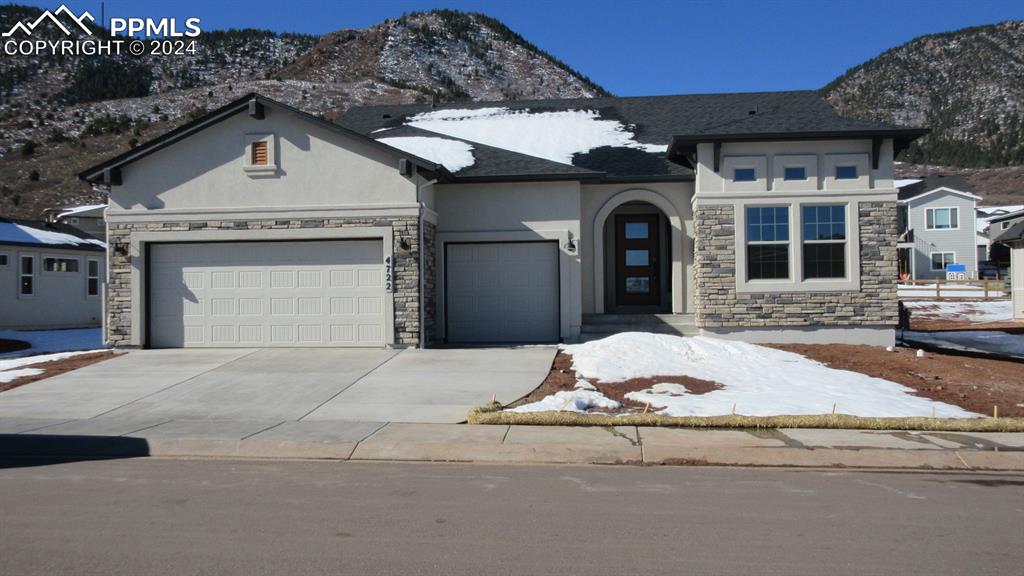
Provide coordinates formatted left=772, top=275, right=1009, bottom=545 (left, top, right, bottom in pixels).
left=0, top=458, right=1021, bottom=575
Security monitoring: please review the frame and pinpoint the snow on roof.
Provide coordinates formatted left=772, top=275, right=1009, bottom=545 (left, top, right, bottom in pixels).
left=894, top=178, right=921, bottom=188
left=377, top=136, right=475, bottom=173
left=405, top=107, right=667, bottom=165
left=976, top=205, right=1024, bottom=233
left=57, top=204, right=106, bottom=218
left=0, top=221, right=105, bottom=249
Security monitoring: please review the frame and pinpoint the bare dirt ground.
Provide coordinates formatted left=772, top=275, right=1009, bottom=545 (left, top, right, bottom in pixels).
left=0, top=351, right=121, bottom=393
left=771, top=344, right=1024, bottom=418
left=509, top=351, right=722, bottom=411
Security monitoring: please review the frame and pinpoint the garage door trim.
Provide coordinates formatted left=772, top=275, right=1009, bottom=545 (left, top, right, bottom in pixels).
left=443, top=240, right=560, bottom=344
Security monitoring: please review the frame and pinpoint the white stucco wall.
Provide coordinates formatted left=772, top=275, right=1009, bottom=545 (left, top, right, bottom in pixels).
left=110, top=108, right=417, bottom=216
left=0, top=245, right=105, bottom=329
left=432, top=181, right=582, bottom=340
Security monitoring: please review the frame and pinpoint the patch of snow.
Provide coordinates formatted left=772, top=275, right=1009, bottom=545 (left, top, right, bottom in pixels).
left=0, top=368, right=43, bottom=383
left=0, top=350, right=103, bottom=383
left=0, top=222, right=105, bottom=248
left=56, top=204, right=106, bottom=218
left=0, top=328, right=103, bottom=359
left=899, top=284, right=1007, bottom=298
left=377, top=136, right=475, bottom=172
left=902, top=300, right=1013, bottom=323
left=894, top=178, right=921, bottom=188
left=509, top=388, right=620, bottom=413
left=406, top=107, right=665, bottom=165
left=560, top=333, right=976, bottom=418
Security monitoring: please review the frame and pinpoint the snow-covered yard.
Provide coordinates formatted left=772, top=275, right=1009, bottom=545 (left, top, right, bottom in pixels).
left=510, top=333, right=977, bottom=418
left=903, top=300, right=1013, bottom=324
left=0, top=328, right=103, bottom=359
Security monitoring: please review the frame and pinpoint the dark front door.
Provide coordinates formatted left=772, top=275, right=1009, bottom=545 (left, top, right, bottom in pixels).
left=615, top=214, right=660, bottom=307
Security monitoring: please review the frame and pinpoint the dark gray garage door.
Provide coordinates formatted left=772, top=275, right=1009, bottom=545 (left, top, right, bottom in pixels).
left=446, top=242, right=559, bottom=343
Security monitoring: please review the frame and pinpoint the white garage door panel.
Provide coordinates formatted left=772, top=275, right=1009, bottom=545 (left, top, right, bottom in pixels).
left=149, top=240, right=386, bottom=348
left=446, top=242, right=559, bottom=343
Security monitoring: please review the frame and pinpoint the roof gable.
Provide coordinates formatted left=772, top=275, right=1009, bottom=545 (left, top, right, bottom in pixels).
left=79, top=94, right=443, bottom=184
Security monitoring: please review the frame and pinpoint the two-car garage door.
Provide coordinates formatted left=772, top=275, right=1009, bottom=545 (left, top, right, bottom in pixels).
left=148, top=241, right=386, bottom=348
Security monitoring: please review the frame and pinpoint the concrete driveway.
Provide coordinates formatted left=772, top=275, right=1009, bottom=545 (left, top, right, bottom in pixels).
left=0, top=347, right=555, bottom=424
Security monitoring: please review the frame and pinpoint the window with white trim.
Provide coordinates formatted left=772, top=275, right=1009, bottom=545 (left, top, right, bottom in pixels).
left=87, top=258, right=100, bottom=296
left=930, top=252, right=955, bottom=271
left=43, top=257, right=80, bottom=273
left=1002, top=221, right=1012, bottom=230
left=746, top=206, right=789, bottom=280
left=926, top=207, right=959, bottom=230
left=20, top=255, right=34, bottom=295
left=802, top=205, right=846, bottom=279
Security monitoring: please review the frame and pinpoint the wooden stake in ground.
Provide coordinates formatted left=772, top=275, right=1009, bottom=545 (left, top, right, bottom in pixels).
left=832, top=403, right=837, bottom=415
left=994, top=405, right=999, bottom=419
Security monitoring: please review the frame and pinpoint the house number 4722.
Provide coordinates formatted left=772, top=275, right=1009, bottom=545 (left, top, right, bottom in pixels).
left=384, top=256, right=394, bottom=292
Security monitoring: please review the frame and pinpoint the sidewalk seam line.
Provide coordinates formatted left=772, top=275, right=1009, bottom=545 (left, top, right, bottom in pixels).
left=91, top=348, right=264, bottom=418
left=119, top=419, right=174, bottom=437
left=297, top=350, right=403, bottom=421
left=14, top=419, right=76, bottom=434
left=500, top=425, right=511, bottom=444
left=241, top=420, right=287, bottom=441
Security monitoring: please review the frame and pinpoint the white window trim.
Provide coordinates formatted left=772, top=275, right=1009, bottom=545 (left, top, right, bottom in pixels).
left=925, top=206, right=960, bottom=231
left=1002, top=221, right=1012, bottom=230
left=243, top=133, right=277, bottom=175
left=19, top=253, right=35, bottom=297
left=41, top=254, right=81, bottom=274
left=744, top=205, right=792, bottom=283
left=800, top=203, right=850, bottom=281
left=735, top=200, right=861, bottom=293
left=930, top=251, right=956, bottom=271
left=87, top=257, right=100, bottom=297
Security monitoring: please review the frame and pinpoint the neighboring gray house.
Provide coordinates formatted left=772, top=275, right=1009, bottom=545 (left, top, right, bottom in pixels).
left=896, top=175, right=981, bottom=280
left=42, top=204, right=107, bottom=241
left=0, top=218, right=106, bottom=329
left=78, top=92, right=925, bottom=349
left=986, top=208, right=1024, bottom=267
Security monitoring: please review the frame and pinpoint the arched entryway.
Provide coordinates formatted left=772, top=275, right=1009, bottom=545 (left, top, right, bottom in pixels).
left=592, top=189, right=686, bottom=314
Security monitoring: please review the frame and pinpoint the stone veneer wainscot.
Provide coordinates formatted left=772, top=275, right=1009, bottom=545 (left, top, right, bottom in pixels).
left=693, top=202, right=899, bottom=328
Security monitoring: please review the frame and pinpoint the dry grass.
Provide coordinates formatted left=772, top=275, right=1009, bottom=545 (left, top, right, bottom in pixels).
left=467, top=402, right=1024, bottom=432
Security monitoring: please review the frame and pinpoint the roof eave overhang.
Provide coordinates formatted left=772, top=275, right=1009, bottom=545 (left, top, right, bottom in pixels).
left=668, top=128, right=931, bottom=167
left=79, top=93, right=443, bottom=184
left=0, top=240, right=105, bottom=252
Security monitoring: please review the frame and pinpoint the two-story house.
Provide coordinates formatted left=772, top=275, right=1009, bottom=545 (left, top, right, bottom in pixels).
left=78, top=91, right=925, bottom=349
left=896, top=175, right=980, bottom=280
left=42, top=204, right=107, bottom=241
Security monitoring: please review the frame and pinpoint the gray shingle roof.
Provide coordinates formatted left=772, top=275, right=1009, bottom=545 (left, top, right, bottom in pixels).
left=340, top=90, right=925, bottom=180
left=897, top=174, right=973, bottom=201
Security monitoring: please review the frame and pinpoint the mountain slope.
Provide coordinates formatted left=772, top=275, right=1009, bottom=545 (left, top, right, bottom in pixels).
left=824, top=20, right=1024, bottom=168
left=0, top=7, right=607, bottom=219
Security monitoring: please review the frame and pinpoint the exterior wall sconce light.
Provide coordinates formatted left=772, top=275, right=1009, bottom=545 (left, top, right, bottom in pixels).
left=564, top=231, right=577, bottom=253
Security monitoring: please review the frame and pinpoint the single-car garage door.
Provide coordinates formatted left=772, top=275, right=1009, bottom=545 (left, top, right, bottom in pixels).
left=149, top=240, right=386, bottom=348
left=446, top=242, right=559, bottom=343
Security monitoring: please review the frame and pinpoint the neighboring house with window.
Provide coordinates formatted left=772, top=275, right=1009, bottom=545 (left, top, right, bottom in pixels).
left=42, top=204, right=107, bottom=241
left=896, top=175, right=980, bottom=280
left=78, top=91, right=925, bottom=349
left=0, top=217, right=106, bottom=329
left=989, top=211, right=1024, bottom=320
left=984, top=207, right=1024, bottom=267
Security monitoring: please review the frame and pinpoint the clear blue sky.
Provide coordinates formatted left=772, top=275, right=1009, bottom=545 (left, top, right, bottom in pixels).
left=19, top=0, right=1024, bottom=95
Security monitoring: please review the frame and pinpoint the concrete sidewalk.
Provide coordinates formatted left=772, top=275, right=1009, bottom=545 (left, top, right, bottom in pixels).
left=1, top=418, right=1022, bottom=471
